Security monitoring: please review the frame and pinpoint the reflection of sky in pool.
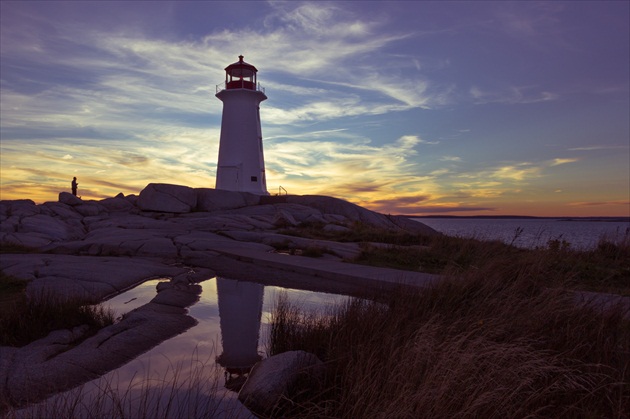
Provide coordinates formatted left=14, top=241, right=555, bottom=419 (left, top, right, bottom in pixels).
left=20, top=277, right=350, bottom=418
left=104, top=278, right=166, bottom=318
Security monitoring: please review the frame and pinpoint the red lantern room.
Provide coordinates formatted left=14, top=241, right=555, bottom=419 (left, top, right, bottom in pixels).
left=224, top=55, right=258, bottom=90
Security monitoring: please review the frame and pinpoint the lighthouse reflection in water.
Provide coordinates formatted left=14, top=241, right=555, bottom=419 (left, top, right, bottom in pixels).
left=215, top=277, right=264, bottom=390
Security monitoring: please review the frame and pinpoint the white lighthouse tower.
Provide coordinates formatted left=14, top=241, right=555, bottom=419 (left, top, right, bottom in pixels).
left=215, top=55, right=268, bottom=194
left=215, top=277, right=265, bottom=390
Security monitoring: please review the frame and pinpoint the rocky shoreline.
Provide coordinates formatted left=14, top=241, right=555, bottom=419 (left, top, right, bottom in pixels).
left=0, top=183, right=438, bottom=412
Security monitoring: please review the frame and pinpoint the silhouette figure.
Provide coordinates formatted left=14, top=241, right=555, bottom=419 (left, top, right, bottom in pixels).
left=71, top=177, right=78, bottom=196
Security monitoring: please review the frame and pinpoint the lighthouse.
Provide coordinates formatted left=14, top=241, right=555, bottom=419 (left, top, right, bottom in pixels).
left=215, top=55, right=268, bottom=194
left=215, top=277, right=265, bottom=390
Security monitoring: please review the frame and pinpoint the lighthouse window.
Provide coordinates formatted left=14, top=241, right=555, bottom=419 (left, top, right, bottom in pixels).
left=251, top=176, right=258, bottom=182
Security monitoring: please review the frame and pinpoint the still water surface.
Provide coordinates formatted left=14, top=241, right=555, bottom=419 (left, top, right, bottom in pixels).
left=20, top=277, right=349, bottom=418
left=415, top=218, right=630, bottom=250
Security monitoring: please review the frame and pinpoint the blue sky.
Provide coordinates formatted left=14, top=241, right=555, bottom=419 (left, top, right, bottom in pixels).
left=1, top=1, right=628, bottom=216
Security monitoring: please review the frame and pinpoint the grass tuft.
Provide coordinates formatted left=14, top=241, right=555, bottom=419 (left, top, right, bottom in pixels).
left=0, top=273, right=115, bottom=347
left=352, top=229, right=630, bottom=295
left=279, top=221, right=630, bottom=294
left=267, top=264, right=630, bottom=418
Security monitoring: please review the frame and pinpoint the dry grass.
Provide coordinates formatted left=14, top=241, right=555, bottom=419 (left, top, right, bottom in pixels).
left=2, top=348, right=246, bottom=419
left=0, top=276, right=115, bottom=347
left=353, top=227, right=630, bottom=295
left=267, top=261, right=630, bottom=418
left=277, top=220, right=630, bottom=295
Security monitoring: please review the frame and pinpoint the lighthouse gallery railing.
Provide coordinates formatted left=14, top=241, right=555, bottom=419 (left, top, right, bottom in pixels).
left=216, top=81, right=265, bottom=94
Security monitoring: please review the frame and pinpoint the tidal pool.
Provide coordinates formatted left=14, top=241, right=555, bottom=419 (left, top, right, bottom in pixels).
left=17, top=276, right=350, bottom=418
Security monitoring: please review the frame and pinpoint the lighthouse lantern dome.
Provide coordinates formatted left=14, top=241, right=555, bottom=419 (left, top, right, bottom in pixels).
left=224, top=55, right=258, bottom=90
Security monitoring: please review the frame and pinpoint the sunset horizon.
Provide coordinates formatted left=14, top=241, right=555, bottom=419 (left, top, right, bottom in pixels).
left=1, top=1, right=628, bottom=218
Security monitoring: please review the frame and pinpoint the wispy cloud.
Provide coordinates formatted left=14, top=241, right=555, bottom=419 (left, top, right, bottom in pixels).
left=491, top=2, right=566, bottom=50
left=404, top=205, right=498, bottom=214
left=470, top=85, right=558, bottom=105
left=569, top=200, right=630, bottom=207
left=1, top=1, right=454, bottom=203
left=568, top=145, right=629, bottom=151
left=550, top=158, right=579, bottom=166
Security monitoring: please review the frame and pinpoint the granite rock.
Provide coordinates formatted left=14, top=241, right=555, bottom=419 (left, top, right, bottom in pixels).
left=238, top=351, right=325, bottom=416
left=58, top=192, right=82, bottom=206
left=138, top=183, right=197, bottom=213
left=196, top=188, right=259, bottom=211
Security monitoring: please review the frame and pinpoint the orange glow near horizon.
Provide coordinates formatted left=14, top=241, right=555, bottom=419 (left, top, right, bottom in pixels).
left=1, top=174, right=628, bottom=218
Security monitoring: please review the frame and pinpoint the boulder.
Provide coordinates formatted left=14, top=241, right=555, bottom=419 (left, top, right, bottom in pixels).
left=137, top=183, right=197, bottom=213
left=287, top=195, right=438, bottom=235
left=0, top=199, right=40, bottom=217
left=323, top=214, right=348, bottom=224
left=268, top=203, right=324, bottom=224
left=59, top=192, right=82, bottom=206
left=153, top=282, right=202, bottom=307
left=238, top=350, right=325, bottom=416
left=42, top=202, right=82, bottom=219
left=99, top=196, right=135, bottom=212
left=287, top=195, right=391, bottom=228
left=323, top=224, right=351, bottom=233
left=388, top=214, right=440, bottom=236
left=75, top=203, right=105, bottom=217
left=196, top=188, right=260, bottom=211
left=0, top=232, right=52, bottom=249
left=272, top=209, right=298, bottom=227
left=124, top=194, right=138, bottom=206
left=136, top=237, right=178, bottom=258
left=1, top=216, right=19, bottom=233
left=19, top=214, right=73, bottom=241
left=303, top=213, right=327, bottom=224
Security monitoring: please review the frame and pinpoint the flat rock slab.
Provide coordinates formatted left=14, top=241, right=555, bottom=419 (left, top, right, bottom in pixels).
left=214, top=247, right=441, bottom=293
left=0, top=254, right=203, bottom=303
left=177, top=231, right=274, bottom=254
left=222, top=230, right=361, bottom=259
left=0, top=280, right=202, bottom=408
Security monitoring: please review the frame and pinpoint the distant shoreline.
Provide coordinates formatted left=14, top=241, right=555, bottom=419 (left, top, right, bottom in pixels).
left=407, top=215, right=630, bottom=222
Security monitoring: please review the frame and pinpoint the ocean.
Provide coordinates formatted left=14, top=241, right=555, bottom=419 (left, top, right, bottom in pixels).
left=413, top=217, right=630, bottom=250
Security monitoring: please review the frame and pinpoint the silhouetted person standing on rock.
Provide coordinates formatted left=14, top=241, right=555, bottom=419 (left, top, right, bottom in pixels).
left=71, top=177, right=78, bottom=196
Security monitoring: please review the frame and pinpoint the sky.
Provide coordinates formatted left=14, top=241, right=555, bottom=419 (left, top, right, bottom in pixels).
left=1, top=1, right=628, bottom=217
